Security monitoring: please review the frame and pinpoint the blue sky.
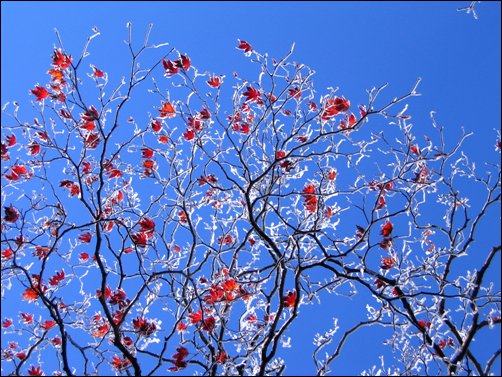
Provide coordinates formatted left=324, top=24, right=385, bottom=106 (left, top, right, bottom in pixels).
left=1, top=1, right=501, bottom=376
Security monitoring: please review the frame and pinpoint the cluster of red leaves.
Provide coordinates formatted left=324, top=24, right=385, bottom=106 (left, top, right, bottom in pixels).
left=91, top=65, right=105, bottom=78
left=22, top=288, right=40, bottom=302
left=130, top=217, right=155, bottom=248
left=158, top=101, right=176, bottom=119
left=108, top=289, right=129, bottom=308
left=242, top=86, right=262, bottom=104
left=103, top=159, right=122, bottom=179
left=1, top=248, right=14, bottom=260
left=59, top=180, right=80, bottom=197
left=302, top=184, right=318, bottom=212
left=162, top=54, right=191, bottom=76
left=413, top=167, right=428, bottom=184
left=132, top=316, right=157, bottom=337
left=237, top=39, right=253, bottom=55
left=204, top=278, right=248, bottom=304
left=41, top=320, right=57, bottom=331
left=338, top=113, right=358, bottom=133
left=27, top=365, right=44, bottom=376
left=183, top=108, right=211, bottom=141
left=232, top=122, right=251, bottom=134
left=48, top=270, right=65, bottom=286
left=435, top=338, right=455, bottom=355
left=30, top=86, right=50, bottom=102
left=4, top=164, right=32, bottom=181
left=90, top=313, right=110, bottom=338
left=178, top=210, right=188, bottom=223
left=111, top=356, right=131, bottom=371
left=21, top=312, right=34, bottom=324
left=1, top=134, right=16, bottom=160
left=78, top=232, right=92, bottom=243
left=218, top=234, right=233, bottom=246
left=288, top=87, right=301, bottom=99
left=3, top=205, right=19, bottom=223
left=216, top=351, right=227, bottom=364
left=378, top=220, right=394, bottom=251
left=411, top=144, right=420, bottom=156
left=197, top=174, right=217, bottom=186
left=417, top=320, right=432, bottom=330
left=30, top=49, right=71, bottom=104
left=32, top=246, right=49, bottom=260
left=368, top=180, right=394, bottom=210
left=207, top=74, right=223, bottom=88
left=22, top=275, right=47, bottom=303
left=187, top=309, right=216, bottom=332
left=283, top=290, right=297, bottom=308
left=140, top=147, right=156, bottom=177
left=321, top=96, right=350, bottom=121
left=275, top=151, right=294, bottom=172
left=380, top=257, right=396, bottom=270
left=169, top=346, right=189, bottom=371
left=80, top=105, right=99, bottom=123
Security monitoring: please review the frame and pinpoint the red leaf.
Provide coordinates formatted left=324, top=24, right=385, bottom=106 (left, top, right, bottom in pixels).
left=411, top=144, right=420, bottom=155
left=188, top=310, right=203, bottom=324
left=131, top=232, right=150, bottom=247
left=216, top=352, right=227, bottom=364
left=21, top=313, right=34, bottom=324
left=275, top=150, right=286, bottom=160
left=111, top=356, right=131, bottom=371
left=237, top=39, right=253, bottom=54
left=31, top=86, right=50, bottom=101
left=162, top=59, right=179, bottom=76
left=207, top=75, right=222, bottom=88
left=283, top=290, right=297, bottom=308
left=158, top=101, right=176, bottom=119
left=27, top=365, right=44, bottom=376
left=288, top=87, right=301, bottom=99
left=28, top=142, right=41, bottom=155
left=158, top=135, right=169, bottom=144
left=79, top=233, right=92, bottom=243
left=302, top=184, right=318, bottom=212
left=52, top=49, right=72, bottom=69
left=84, top=133, right=100, bottom=149
left=380, top=221, right=393, bottom=237
left=183, top=129, right=195, bottom=141
left=139, top=217, right=155, bottom=233
left=151, top=119, right=162, bottom=132
left=5, top=134, right=16, bottom=147
left=1, top=249, right=13, bottom=260
left=3, top=205, right=19, bottom=223
left=243, top=86, right=261, bottom=103
left=41, top=320, right=57, bottom=330
left=180, top=54, right=191, bottom=71
left=92, top=65, right=105, bottom=78
left=23, top=288, right=39, bottom=302
left=380, top=257, right=396, bottom=270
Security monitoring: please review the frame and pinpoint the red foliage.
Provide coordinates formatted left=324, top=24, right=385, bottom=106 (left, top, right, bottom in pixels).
left=31, top=86, right=50, bottom=101
left=243, top=86, right=261, bottom=103
left=111, top=356, right=131, bottom=371
left=207, top=75, right=222, bottom=88
left=92, top=65, right=105, bottom=78
left=237, top=39, right=253, bottom=54
left=302, top=184, right=318, bottom=212
left=380, top=221, right=394, bottom=237
left=3, top=205, right=19, bottom=223
left=27, top=365, right=44, bottom=376
left=283, top=290, right=297, bottom=308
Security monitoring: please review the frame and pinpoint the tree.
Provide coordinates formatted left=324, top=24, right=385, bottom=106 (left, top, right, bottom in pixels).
left=1, top=23, right=500, bottom=376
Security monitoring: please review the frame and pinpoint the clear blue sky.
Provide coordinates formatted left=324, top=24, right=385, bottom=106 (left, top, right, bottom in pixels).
left=1, top=1, right=500, bottom=376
